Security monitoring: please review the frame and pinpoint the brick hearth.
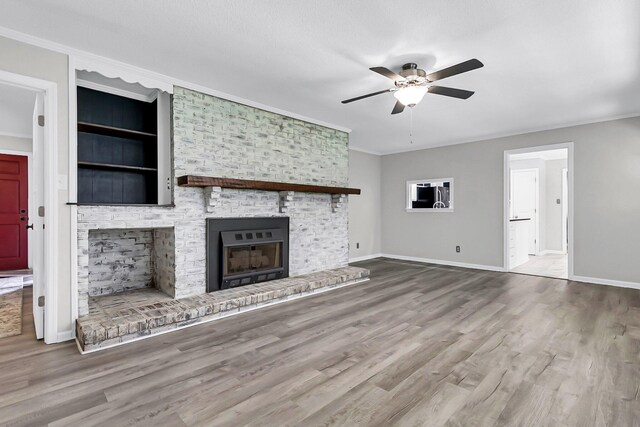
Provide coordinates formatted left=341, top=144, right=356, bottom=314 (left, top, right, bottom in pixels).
left=76, top=266, right=369, bottom=352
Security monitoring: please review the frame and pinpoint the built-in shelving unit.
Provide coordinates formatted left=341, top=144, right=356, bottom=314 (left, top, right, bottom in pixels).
left=77, top=86, right=160, bottom=205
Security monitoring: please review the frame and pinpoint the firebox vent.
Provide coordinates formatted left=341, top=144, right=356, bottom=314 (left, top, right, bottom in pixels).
left=221, top=228, right=283, bottom=247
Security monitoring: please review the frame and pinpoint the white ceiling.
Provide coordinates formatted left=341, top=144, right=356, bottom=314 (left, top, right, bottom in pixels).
left=0, top=83, right=36, bottom=138
left=1, top=0, right=640, bottom=154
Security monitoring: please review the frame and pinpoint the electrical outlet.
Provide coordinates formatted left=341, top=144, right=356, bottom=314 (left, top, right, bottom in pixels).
left=356, top=242, right=360, bottom=249
left=456, top=246, right=461, bottom=253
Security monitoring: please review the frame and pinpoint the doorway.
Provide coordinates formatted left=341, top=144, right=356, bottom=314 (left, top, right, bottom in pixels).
left=504, top=144, right=573, bottom=279
left=0, top=70, right=58, bottom=343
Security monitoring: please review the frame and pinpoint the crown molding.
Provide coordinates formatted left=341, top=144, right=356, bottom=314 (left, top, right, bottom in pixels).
left=0, top=26, right=352, bottom=134
left=376, top=111, right=640, bottom=155
left=349, top=146, right=382, bottom=156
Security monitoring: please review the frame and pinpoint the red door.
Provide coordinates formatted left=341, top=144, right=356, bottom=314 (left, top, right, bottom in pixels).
left=0, top=154, right=28, bottom=271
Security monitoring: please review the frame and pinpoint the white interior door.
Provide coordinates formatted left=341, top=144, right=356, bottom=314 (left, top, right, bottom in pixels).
left=32, top=93, right=45, bottom=339
left=510, top=169, right=539, bottom=255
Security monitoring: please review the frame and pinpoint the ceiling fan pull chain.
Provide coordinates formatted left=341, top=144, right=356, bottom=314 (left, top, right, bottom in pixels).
left=410, top=107, right=414, bottom=144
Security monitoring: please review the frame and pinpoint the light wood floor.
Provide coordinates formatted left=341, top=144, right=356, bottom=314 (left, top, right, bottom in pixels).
left=1, top=258, right=639, bottom=426
left=512, top=253, right=568, bottom=279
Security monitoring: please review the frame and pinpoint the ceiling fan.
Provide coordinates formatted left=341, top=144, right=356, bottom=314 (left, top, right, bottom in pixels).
left=341, top=58, right=484, bottom=114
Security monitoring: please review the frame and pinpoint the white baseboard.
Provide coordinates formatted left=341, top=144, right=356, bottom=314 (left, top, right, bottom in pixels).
left=56, top=330, right=75, bottom=343
left=539, top=250, right=566, bottom=255
left=349, top=253, right=383, bottom=263
left=380, top=253, right=506, bottom=272
left=354, top=253, right=640, bottom=292
left=571, top=275, right=640, bottom=291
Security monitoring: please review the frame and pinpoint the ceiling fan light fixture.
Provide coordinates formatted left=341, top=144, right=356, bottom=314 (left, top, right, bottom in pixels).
left=393, top=85, right=428, bottom=107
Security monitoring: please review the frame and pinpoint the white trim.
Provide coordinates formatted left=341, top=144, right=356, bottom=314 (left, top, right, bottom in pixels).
left=381, top=253, right=506, bottom=272
left=0, top=130, right=32, bottom=139
left=349, top=146, right=382, bottom=156
left=0, top=70, right=60, bottom=344
left=0, top=149, right=33, bottom=268
left=76, top=78, right=158, bottom=103
left=0, top=148, right=31, bottom=156
left=68, top=58, right=78, bottom=333
left=73, top=56, right=172, bottom=94
left=561, top=167, right=569, bottom=254
left=374, top=112, right=640, bottom=155
left=0, top=25, right=351, bottom=134
left=571, top=275, right=640, bottom=291
left=503, top=142, right=574, bottom=279
left=77, top=277, right=370, bottom=354
left=378, top=254, right=639, bottom=292
left=349, top=253, right=383, bottom=263
left=57, top=330, right=75, bottom=342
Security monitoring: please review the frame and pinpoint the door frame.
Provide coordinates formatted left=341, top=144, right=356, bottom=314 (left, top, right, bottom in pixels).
left=503, top=142, right=574, bottom=279
left=561, top=167, right=568, bottom=254
left=0, top=70, right=59, bottom=344
left=509, top=168, right=540, bottom=256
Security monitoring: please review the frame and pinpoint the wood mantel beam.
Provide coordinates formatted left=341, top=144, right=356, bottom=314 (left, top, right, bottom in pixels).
left=177, top=176, right=361, bottom=195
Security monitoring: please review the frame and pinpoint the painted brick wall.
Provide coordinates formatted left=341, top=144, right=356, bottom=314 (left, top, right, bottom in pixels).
left=88, top=229, right=154, bottom=296
left=172, top=87, right=349, bottom=186
left=153, top=228, right=176, bottom=297
left=77, top=87, right=349, bottom=317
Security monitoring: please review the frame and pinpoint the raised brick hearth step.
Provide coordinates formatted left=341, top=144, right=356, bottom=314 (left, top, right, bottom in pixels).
left=76, top=266, right=370, bottom=352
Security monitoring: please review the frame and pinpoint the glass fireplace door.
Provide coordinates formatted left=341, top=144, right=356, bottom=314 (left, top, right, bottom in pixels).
left=224, top=242, right=282, bottom=277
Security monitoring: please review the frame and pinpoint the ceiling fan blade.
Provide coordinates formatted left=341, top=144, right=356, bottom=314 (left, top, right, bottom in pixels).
left=341, top=89, right=391, bottom=104
left=426, top=59, right=484, bottom=82
left=427, top=85, right=475, bottom=99
left=370, top=67, right=404, bottom=82
left=391, top=101, right=405, bottom=115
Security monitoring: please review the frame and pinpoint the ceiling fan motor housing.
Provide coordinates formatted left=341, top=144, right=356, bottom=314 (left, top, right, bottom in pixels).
left=399, top=63, right=427, bottom=85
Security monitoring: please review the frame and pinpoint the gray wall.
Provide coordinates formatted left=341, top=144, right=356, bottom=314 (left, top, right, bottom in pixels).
left=0, top=135, right=31, bottom=153
left=381, top=116, right=640, bottom=283
left=348, top=150, right=381, bottom=260
left=0, top=36, right=71, bottom=337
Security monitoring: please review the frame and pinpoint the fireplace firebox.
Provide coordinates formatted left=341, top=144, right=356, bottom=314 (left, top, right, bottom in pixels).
left=206, top=218, right=289, bottom=292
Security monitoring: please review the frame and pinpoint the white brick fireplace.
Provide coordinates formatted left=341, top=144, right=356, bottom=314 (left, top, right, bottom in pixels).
left=76, top=87, right=351, bottom=317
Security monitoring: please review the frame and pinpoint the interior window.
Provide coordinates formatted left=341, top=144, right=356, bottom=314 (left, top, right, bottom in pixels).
left=406, top=178, right=454, bottom=211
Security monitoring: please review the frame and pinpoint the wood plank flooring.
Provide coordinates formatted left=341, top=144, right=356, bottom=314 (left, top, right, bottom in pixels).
left=1, top=258, right=639, bottom=426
